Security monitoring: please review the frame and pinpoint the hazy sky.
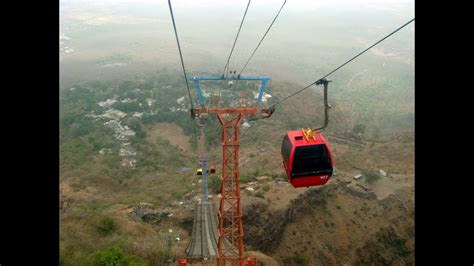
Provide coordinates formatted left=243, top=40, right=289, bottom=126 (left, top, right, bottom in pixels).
left=60, top=0, right=414, bottom=86
left=169, top=0, right=413, bottom=10
left=62, top=0, right=414, bottom=12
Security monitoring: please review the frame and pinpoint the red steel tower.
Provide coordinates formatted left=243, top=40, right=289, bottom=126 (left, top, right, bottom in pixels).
left=190, top=76, right=273, bottom=265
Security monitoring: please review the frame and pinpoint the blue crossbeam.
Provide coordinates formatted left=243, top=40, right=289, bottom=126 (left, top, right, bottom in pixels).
left=188, top=76, right=271, bottom=106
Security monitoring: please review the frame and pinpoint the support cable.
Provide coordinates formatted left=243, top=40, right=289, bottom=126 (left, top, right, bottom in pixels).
left=270, top=18, right=415, bottom=108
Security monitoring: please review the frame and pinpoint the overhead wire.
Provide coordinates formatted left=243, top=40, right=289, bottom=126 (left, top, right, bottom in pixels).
left=269, top=18, right=415, bottom=108
left=168, top=0, right=194, bottom=110
left=238, top=0, right=286, bottom=77
left=222, top=0, right=252, bottom=78
left=168, top=0, right=204, bottom=195
left=218, top=0, right=252, bottom=105
left=232, top=0, right=286, bottom=92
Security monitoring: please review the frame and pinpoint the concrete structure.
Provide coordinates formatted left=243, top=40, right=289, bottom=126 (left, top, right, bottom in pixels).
left=185, top=202, right=218, bottom=261
left=102, top=109, right=127, bottom=120
left=104, top=120, right=135, bottom=140
left=98, top=99, right=117, bottom=108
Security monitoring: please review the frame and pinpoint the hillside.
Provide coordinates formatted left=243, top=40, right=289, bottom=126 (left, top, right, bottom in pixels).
left=241, top=180, right=414, bottom=265
left=59, top=69, right=413, bottom=265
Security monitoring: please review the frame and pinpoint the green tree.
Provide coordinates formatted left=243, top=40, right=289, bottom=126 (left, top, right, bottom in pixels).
left=111, top=102, right=142, bottom=113
left=60, top=138, right=93, bottom=168
left=123, top=117, right=146, bottom=139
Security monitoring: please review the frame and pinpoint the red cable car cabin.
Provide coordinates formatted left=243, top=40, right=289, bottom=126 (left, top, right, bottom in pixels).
left=281, top=129, right=334, bottom=188
left=209, top=165, right=216, bottom=174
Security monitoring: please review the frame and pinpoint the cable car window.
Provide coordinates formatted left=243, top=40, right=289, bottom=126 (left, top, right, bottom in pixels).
left=292, top=144, right=331, bottom=177
left=281, top=135, right=292, bottom=166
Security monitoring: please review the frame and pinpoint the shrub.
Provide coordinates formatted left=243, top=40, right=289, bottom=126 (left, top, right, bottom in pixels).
left=154, top=249, right=173, bottom=265
left=377, top=227, right=411, bottom=257
left=88, top=245, right=146, bottom=266
left=254, top=191, right=265, bottom=199
left=285, top=252, right=309, bottom=266
left=171, top=191, right=183, bottom=200
left=98, top=217, right=115, bottom=236
left=240, top=174, right=253, bottom=183
left=363, top=171, right=381, bottom=183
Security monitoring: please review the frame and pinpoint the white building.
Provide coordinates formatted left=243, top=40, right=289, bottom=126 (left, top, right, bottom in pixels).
left=177, top=96, right=185, bottom=105
left=101, top=109, right=127, bottom=120
left=146, top=98, right=156, bottom=107
left=98, top=98, right=117, bottom=108
left=132, top=112, right=143, bottom=118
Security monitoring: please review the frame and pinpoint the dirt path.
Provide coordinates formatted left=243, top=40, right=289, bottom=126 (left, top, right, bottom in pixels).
left=145, top=123, right=191, bottom=153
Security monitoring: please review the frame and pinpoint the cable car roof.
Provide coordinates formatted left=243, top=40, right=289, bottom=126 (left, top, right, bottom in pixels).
left=287, top=129, right=328, bottom=146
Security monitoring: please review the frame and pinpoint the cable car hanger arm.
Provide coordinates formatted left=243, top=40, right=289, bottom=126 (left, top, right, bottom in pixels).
left=314, top=79, right=331, bottom=131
